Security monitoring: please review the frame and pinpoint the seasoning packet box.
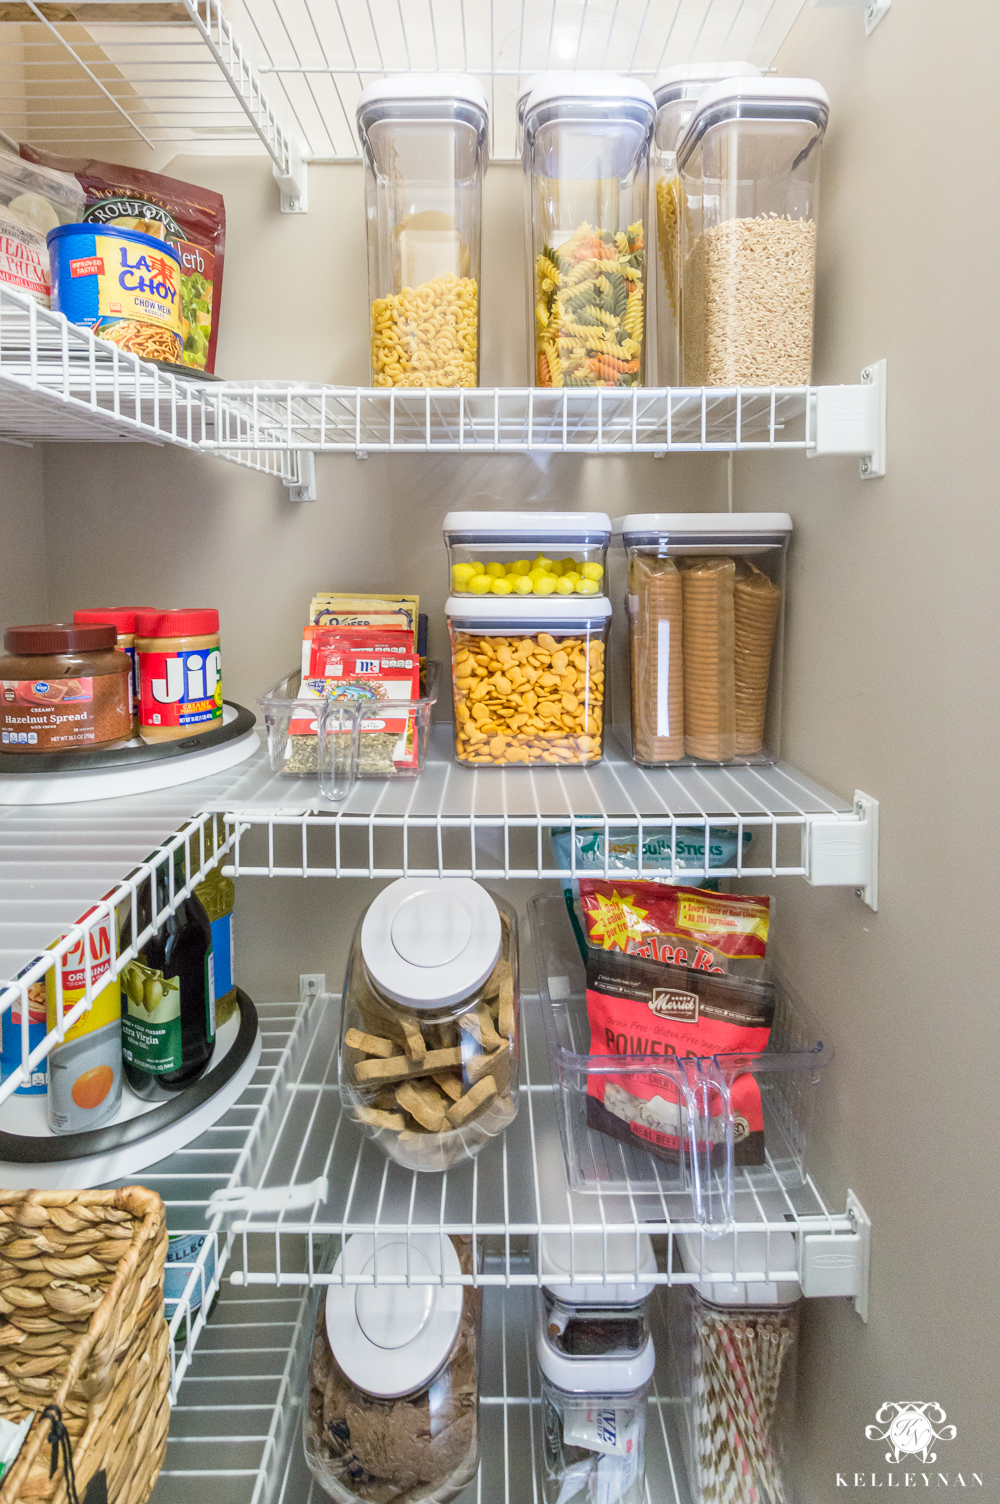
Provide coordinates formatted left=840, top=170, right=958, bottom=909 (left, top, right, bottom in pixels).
left=291, top=627, right=422, bottom=770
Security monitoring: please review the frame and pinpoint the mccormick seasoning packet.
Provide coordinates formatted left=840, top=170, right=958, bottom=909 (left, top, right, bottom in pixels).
left=577, top=878, right=770, bottom=978
left=291, top=628, right=422, bottom=770
left=20, top=146, right=225, bottom=373
left=584, top=946, right=776, bottom=1166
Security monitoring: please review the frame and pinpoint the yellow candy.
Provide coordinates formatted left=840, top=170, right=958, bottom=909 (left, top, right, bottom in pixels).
left=512, top=575, right=534, bottom=595
left=577, top=578, right=601, bottom=595
left=555, top=577, right=576, bottom=595
left=563, top=558, right=580, bottom=572
left=582, top=561, right=604, bottom=581
left=562, top=570, right=581, bottom=582
left=533, top=576, right=557, bottom=596
left=490, top=577, right=512, bottom=595
left=511, top=559, right=532, bottom=576
left=468, top=574, right=492, bottom=594
left=527, top=568, right=549, bottom=583
left=451, top=563, right=476, bottom=587
left=485, top=562, right=507, bottom=579
left=469, top=560, right=483, bottom=572
left=549, top=560, right=565, bottom=577
left=533, top=555, right=553, bottom=571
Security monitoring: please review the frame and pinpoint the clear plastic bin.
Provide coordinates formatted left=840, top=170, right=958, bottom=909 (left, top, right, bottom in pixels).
left=613, top=513, right=791, bottom=765
left=522, top=73, right=655, bottom=389
left=357, top=75, right=488, bottom=389
left=651, top=63, right=761, bottom=386
left=676, top=78, right=829, bottom=387
left=529, top=894, right=831, bottom=1227
left=304, top=1233, right=481, bottom=1503
left=443, top=510, right=611, bottom=597
left=339, top=881, right=519, bottom=1173
left=446, top=597, right=610, bottom=767
left=256, top=662, right=439, bottom=794
left=667, top=1232, right=802, bottom=1504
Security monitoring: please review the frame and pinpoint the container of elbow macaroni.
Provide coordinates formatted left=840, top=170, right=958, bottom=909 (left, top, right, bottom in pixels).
left=47, top=222, right=183, bottom=365
left=135, top=608, right=222, bottom=743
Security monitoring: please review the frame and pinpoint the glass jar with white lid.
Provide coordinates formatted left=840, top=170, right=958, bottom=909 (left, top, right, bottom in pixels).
left=340, top=878, right=519, bottom=1172
left=357, top=74, right=488, bottom=389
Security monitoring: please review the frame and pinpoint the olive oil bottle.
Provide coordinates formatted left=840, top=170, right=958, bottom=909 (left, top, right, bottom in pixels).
left=119, top=848, right=216, bottom=1101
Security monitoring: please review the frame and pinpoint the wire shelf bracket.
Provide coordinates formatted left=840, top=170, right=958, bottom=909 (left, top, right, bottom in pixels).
left=808, top=360, right=887, bottom=477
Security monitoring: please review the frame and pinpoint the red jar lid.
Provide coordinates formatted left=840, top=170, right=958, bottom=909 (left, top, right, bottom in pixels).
left=4, top=622, right=117, bottom=654
left=135, top=608, right=220, bottom=638
left=74, top=607, right=138, bottom=633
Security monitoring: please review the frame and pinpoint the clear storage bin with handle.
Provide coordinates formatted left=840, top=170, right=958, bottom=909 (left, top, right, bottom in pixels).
left=340, top=879, right=519, bottom=1173
left=304, top=1232, right=481, bottom=1503
left=443, top=510, right=611, bottom=597
left=677, top=77, right=829, bottom=387
left=667, top=1231, right=802, bottom=1504
left=651, top=62, right=761, bottom=386
left=522, top=73, right=655, bottom=389
left=357, top=74, right=488, bottom=389
left=613, top=513, right=791, bottom=765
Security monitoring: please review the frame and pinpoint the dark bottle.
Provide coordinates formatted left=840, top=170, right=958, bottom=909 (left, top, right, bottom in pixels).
left=118, top=849, right=216, bottom=1101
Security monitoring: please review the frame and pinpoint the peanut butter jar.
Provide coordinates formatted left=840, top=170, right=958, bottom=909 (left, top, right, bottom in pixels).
left=135, top=607, right=222, bottom=743
left=0, top=622, right=131, bottom=753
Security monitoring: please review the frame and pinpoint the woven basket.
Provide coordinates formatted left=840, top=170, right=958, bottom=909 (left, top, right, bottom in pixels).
left=0, top=1188, right=169, bottom=1504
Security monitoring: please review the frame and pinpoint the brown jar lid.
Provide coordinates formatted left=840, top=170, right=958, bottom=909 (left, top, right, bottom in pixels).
left=4, top=623, right=117, bottom=654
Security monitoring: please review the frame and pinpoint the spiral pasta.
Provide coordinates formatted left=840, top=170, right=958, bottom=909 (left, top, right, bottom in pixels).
left=535, top=222, right=645, bottom=387
left=371, top=272, right=478, bottom=388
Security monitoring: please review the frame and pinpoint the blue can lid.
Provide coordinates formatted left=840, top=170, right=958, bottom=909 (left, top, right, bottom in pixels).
left=46, top=222, right=182, bottom=265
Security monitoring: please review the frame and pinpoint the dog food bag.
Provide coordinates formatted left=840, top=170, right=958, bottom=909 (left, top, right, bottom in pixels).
left=577, top=880, right=770, bottom=977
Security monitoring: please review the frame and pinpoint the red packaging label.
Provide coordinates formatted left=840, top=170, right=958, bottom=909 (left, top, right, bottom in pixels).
left=584, top=945, right=775, bottom=1166
left=70, top=256, right=105, bottom=277
left=137, top=646, right=222, bottom=731
left=291, top=627, right=421, bottom=769
left=1, top=675, right=129, bottom=750
left=579, top=879, right=770, bottom=974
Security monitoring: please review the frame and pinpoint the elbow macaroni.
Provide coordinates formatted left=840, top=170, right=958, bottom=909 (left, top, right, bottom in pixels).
left=371, top=272, right=478, bottom=388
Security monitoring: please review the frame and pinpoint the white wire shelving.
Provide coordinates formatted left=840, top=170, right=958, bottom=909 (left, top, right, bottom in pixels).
left=152, top=1275, right=695, bottom=1504
left=216, top=986, right=869, bottom=1314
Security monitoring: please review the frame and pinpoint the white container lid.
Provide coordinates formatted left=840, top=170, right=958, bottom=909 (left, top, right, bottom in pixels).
left=652, top=61, right=760, bottom=106
left=446, top=595, right=612, bottom=623
left=678, top=1231, right=801, bottom=1307
left=517, top=72, right=548, bottom=125
left=444, top=511, right=611, bottom=539
left=677, top=76, right=829, bottom=168
left=537, top=1324, right=656, bottom=1394
left=361, top=877, right=501, bottom=1009
left=613, top=512, right=792, bottom=537
left=357, top=73, right=489, bottom=126
left=540, top=1231, right=657, bottom=1304
left=522, top=71, right=656, bottom=117
left=325, top=1233, right=464, bottom=1397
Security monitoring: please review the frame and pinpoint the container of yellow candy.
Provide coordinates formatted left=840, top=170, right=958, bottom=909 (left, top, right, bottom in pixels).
left=443, top=511, right=610, bottom=597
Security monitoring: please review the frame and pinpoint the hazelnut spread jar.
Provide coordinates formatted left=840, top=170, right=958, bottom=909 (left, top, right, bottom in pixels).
left=0, top=623, right=130, bottom=752
left=135, top=607, right=222, bottom=743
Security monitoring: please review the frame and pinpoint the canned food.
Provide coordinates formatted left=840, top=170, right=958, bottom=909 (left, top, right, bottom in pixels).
left=47, top=222, right=183, bottom=365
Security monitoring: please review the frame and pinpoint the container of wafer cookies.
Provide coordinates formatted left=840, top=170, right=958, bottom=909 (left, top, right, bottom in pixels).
left=614, top=514, right=790, bottom=765
left=340, top=879, right=519, bottom=1172
left=446, top=596, right=611, bottom=767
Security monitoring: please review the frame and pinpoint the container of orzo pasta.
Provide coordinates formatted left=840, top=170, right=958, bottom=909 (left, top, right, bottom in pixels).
left=357, top=74, right=488, bottom=389
left=675, top=78, right=829, bottom=388
left=446, top=595, right=610, bottom=768
left=613, top=513, right=791, bottom=766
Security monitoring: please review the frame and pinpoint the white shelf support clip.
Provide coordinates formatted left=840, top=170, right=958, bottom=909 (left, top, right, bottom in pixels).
left=284, top=450, right=316, bottom=501
left=810, top=0, right=890, bottom=36
left=274, top=143, right=308, bottom=214
left=803, top=790, right=879, bottom=910
left=809, top=359, right=887, bottom=478
left=800, top=1190, right=872, bottom=1320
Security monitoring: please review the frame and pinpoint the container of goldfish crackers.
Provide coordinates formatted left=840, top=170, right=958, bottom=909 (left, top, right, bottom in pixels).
left=446, top=596, right=611, bottom=767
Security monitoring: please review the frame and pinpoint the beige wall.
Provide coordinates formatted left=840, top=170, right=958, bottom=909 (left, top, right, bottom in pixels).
left=732, top=0, right=999, bottom=1495
left=0, top=441, right=47, bottom=623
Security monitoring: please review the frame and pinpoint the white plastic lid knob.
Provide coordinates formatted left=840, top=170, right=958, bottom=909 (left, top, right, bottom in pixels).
left=361, top=877, right=502, bottom=1008
left=326, top=1234, right=464, bottom=1397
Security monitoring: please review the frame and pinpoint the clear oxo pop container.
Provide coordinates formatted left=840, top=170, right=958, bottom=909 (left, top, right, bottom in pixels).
left=676, top=78, right=829, bottom=387
left=443, top=511, right=611, bottom=597
left=614, top=513, right=791, bottom=765
left=357, top=74, right=488, bottom=389
left=522, top=73, right=655, bottom=389
left=446, top=596, right=611, bottom=767
left=651, top=63, right=761, bottom=386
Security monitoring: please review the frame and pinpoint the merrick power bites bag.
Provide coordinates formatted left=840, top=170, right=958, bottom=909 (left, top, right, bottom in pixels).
left=578, top=881, right=774, bottom=1165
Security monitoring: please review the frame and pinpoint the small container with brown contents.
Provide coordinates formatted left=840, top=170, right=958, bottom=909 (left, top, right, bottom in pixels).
left=135, top=607, right=222, bottom=743
left=445, top=596, right=611, bottom=767
left=614, top=514, right=790, bottom=766
left=340, top=878, right=519, bottom=1173
left=0, top=622, right=131, bottom=753
left=74, top=607, right=140, bottom=734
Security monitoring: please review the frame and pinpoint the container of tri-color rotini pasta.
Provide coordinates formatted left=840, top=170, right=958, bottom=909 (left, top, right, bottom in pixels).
left=47, top=222, right=183, bottom=365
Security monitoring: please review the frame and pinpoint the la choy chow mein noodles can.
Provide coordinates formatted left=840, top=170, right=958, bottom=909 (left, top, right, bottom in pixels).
left=47, top=222, right=182, bottom=364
